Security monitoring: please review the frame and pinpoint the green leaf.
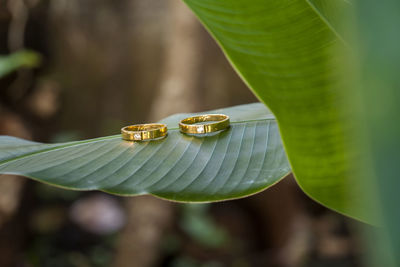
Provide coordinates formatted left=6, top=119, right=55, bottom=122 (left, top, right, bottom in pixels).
left=182, top=0, right=368, bottom=221
left=0, top=50, right=41, bottom=78
left=0, top=103, right=290, bottom=201
left=180, top=204, right=228, bottom=248
left=354, top=0, right=400, bottom=264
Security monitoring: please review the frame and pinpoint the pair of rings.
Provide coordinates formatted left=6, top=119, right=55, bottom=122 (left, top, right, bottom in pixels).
left=121, top=114, right=230, bottom=141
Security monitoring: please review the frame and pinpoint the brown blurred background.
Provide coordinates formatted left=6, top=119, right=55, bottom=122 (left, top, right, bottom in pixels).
left=0, top=0, right=366, bottom=266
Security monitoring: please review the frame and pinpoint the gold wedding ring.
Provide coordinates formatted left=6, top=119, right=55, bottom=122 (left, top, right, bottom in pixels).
left=121, top=123, right=167, bottom=141
left=179, top=114, right=230, bottom=134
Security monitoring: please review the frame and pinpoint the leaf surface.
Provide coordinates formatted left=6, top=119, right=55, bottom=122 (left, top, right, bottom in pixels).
left=0, top=103, right=290, bottom=201
left=182, top=0, right=368, bottom=221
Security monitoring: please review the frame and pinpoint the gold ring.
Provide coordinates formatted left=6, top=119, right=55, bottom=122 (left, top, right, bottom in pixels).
left=179, top=114, right=230, bottom=134
left=121, top=123, right=168, bottom=141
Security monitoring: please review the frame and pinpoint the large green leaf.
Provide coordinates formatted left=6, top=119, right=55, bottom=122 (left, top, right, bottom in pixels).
left=182, top=0, right=369, bottom=221
left=0, top=103, right=290, bottom=201
left=0, top=50, right=41, bottom=78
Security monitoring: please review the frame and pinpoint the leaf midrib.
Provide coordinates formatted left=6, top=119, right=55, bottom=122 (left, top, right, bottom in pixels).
left=0, top=118, right=275, bottom=167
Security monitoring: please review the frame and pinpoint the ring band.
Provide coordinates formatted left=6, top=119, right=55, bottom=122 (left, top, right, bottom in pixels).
left=179, top=114, right=230, bottom=134
left=121, top=123, right=168, bottom=141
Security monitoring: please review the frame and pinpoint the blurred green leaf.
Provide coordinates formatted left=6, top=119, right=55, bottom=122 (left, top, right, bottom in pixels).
left=354, top=0, right=400, bottom=265
left=0, top=50, right=41, bottom=78
left=182, top=0, right=371, bottom=222
left=0, top=103, right=290, bottom=202
left=180, top=204, right=227, bottom=248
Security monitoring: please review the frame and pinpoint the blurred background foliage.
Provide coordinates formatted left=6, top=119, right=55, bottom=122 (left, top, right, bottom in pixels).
left=0, top=50, right=40, bottom=77
left=0, top=0, right=369, bottom=266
